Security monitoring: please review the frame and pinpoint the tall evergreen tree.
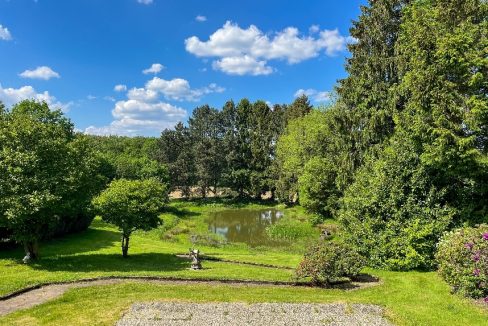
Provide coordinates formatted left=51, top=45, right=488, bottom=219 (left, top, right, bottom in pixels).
left=189, top=105, right=224, bottom=197
left=248, top=100, right=274, bottom=198
left=336, top=0, right=410, bottom=168
left=284, top=95, right=312, bottom=123
left=158, top=122, right=195, bottom=198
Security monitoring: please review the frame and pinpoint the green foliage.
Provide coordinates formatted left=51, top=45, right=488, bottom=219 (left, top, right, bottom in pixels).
left=338, top=0, right=488, bottom=270
left=298, top=157, right=338, bottom=216
left=113, top=155, right=168, bottom=182
left=295, top=241, right=366, bottom=285
left=395, top=0, right=488, bottom=223
left=158, top=97, right=303, bottom=199
left=275, top=110, right=331, bottom=204
left=336, top=0, right=408, bottom=171
left=157, top=122, right=196, bottom=197
left=189, top=105, right=225, bottom=197
left=0, top=100, right=105, bottom=259
left=340, top=135, right=455, bottom=270
left=92, top=178, right=169, bottom=257
left=86, top=135, right=164, bottom=182
left=436, top=225, right=488, bottom=299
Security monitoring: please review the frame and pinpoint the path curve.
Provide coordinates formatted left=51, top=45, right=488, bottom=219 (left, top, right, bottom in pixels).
left=0, top=275, right=380, bottom=317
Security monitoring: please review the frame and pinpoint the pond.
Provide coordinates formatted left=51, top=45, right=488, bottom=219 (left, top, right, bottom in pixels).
left=207, top=209, right=284, bottom=246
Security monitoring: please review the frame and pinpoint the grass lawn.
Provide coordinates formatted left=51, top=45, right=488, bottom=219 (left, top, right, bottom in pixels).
left=0, top=200, right=486, bottom=325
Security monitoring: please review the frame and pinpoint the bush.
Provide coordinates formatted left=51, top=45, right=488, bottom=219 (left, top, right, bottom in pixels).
left=436, top=225, right=488, bottom=300
left=339, top=137, right=454, bottom=270
left=295, top=241, right=366, bottom=285
left=298, top=157, right=338, bottom=216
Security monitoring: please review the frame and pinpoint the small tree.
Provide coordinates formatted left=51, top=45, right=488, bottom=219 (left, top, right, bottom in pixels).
left=92, top=178, right=168, bottom=257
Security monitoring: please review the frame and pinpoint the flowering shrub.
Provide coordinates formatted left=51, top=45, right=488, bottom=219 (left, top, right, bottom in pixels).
left=436, top=225, right=488, bottom=300
left=295, top=241, right=366, bottom=285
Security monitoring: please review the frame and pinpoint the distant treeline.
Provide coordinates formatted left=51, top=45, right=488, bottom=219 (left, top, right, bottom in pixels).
left=156, top=96, right=312, bottom=199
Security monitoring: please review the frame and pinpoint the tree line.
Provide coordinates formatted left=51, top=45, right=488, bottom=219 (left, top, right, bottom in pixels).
left=156, top=96, right=312, bottom=199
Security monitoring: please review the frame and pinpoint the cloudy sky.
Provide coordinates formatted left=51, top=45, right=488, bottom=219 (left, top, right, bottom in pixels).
left=0, top=0, right=364, bottom=136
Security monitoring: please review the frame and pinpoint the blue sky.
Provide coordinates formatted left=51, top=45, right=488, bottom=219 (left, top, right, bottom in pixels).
left=0, top=0, right=364, bottom=136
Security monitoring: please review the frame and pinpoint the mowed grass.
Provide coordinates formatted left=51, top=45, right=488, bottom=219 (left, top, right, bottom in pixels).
left=0, top=271, right=487, bottom=326
left=0, top=200, right=487, bottom=325
left=0, top=200, right=311, bottom=296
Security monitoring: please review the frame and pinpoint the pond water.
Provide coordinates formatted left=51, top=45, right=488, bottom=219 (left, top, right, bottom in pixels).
left=207, top=209, right=284, bottom=246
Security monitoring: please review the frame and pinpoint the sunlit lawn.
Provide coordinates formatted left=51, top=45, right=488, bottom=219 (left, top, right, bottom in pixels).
left=0, top=200, right=486, bottom=325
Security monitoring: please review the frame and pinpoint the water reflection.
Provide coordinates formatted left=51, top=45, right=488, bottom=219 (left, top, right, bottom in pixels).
left=207, top=209, right=284, bottom=246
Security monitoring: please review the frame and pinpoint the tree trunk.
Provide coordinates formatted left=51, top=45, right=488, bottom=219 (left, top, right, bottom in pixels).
left=23, top=240, right=39, bottom=260
left=121, top=235, right=130, bottom=258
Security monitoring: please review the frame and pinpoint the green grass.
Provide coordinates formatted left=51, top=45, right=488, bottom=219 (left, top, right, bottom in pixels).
left=0, top=200, right=486, bottom=325
left=0, top=200, right=309, bottom=296
left=0, top=272, right=486, bottom=326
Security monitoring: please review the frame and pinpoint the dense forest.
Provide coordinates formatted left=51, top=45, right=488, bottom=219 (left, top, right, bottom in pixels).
left=0, top=0, right=486, bottom=273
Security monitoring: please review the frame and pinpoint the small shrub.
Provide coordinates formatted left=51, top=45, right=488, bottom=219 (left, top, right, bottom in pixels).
left=436, top=225, right=488, bottom=300
left=295, top=241, right=366, bottom=285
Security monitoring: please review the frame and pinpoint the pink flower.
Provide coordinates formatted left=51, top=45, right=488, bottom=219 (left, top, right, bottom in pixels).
left=465, top=242, right=474, bottom=250
left=484, top=297, right=488, bottom=304
left=483, top=233, right=488, bottom=241
left=473, top=252, right=480, bottom=262
left=473, top=269, right=480, bottom=277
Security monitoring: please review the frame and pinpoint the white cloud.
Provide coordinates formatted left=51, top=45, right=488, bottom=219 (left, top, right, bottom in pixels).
left=104, top=96, right=116, bottom=102
left=84, top=100, right=186, bottom=136
left=19, top=66, right=60, bottom=80
left=87, top=95, right=97, bottom=100
left=0, top=84, right=72, bottom=111
left=146, top=77, right=224, bottom=101
left=195, top=15, right=207, bottom=22
left=0, top=24, right=12, bottom=41
left=137, top=0, right=153, bottom=4
left=185, top=21, right=350, bottom=75
left=127, top=87, right=159, bottom=102
left=85, top=76, right=224, bottom=136
left=142, top=63, right=164, bottom=75
left=294, top=88, right=331, bottom=103
left=114, top=84, right=127, bottom=92
left=309, top=25, right=320, bottom=34
left=212, top=55, right=273, bottom=76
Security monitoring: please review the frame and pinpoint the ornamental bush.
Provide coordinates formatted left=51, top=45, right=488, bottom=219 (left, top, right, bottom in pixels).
left=295, top=241, right=366, bottom=285
left=436, top=225, right=488, bottom=300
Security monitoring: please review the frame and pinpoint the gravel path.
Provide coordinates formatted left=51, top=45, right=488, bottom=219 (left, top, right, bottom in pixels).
left=116, top=302, right=393, bottom=326
left=0, top=279, right=123, bottom=316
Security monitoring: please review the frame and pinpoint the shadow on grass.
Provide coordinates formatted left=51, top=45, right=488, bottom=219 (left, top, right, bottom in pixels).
left=164, top=206, right=201, bottom=219
left=0, top=225, right=120, bottom=260
left=29, top=252, right=188, bottom=273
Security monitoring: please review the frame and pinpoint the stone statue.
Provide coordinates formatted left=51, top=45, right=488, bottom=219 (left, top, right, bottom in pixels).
left=189, top=248, right=202, bottom=270
left=22, top=253, right=32, bottom=264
